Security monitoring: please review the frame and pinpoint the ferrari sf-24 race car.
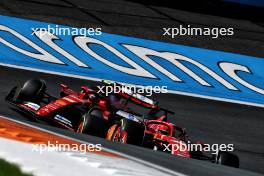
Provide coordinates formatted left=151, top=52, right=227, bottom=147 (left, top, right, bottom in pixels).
left=5, top=79, right=239, bottom=168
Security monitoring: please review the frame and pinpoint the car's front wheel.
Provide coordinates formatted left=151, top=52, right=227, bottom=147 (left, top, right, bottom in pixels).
left=16, top=79, right=46, bottom=103
left=216, top=152, right=239, bottom=168
left=106, top=118, right=145, bottom=145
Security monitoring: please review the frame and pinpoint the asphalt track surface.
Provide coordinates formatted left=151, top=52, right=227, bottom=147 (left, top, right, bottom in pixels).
left=0, top=66, right=264, bottom=176
left=0, top=0, right=264, bottom=175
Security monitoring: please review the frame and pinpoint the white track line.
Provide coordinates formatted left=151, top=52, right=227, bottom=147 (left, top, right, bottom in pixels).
left=0, top=137, right=177, bottom=176
left=0, top=63, right=263, bottom=109
left=0, top=138, right=107, bottom=176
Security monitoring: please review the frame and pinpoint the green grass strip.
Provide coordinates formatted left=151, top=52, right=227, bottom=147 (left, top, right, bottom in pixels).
left=0, top=158, right=33, bottom=176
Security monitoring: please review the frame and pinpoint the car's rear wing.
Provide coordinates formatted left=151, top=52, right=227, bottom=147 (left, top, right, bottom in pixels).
left=102, top=80, right=157, bottom=106
left=102, top=80, right=175, bottom=114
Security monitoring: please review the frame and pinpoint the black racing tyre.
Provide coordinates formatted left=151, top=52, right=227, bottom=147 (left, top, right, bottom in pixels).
left=120, top=118, right=145, bottom=145
left=77, top=108, right=107, bottom=137
left=217, top=152, right=239, bottom=168
left=17, top=79, right=46, bottom=103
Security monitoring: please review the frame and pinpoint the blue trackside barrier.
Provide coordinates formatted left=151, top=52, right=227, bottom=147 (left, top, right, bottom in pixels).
left=0, top=15, right=264, bottom=107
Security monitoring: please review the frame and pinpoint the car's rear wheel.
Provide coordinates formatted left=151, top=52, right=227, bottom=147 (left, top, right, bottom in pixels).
left=16, top=79, right=46, bottom=103
left=77, top=108, right=107, bottom=137
left=77, top=120, right=85, bottom=133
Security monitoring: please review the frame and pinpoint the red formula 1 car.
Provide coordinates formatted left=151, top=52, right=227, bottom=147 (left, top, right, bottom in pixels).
left=98, top=81, right=239, bottom=168
left=5, top=79, right=172, bottom=139
left=105, top=96, right=239, bottom=168
left=5, top=79, right=239, bottom=168
left=6, top=79, right=109, bottom=136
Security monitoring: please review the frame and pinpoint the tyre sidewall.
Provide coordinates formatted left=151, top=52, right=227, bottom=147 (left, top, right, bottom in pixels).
left=78, top=108, right=107, bottom=137
left=18, top=79, right=46, bottom=103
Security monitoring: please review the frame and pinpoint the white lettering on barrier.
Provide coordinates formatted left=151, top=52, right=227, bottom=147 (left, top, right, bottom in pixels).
left=123, top=45, right=238, bottom=90
left=1, top=25, right=264, bottom=96
left=0, top=25, right=64, bottom=64
left=219, top=62, right=264, bottom=95
left=74, top=36, right=156, bottom=78
left=34, top=30, right=89, bottom=67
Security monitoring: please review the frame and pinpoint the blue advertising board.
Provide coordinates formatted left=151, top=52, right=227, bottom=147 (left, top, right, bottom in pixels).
left=1, top=15, right=264, bottom=107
